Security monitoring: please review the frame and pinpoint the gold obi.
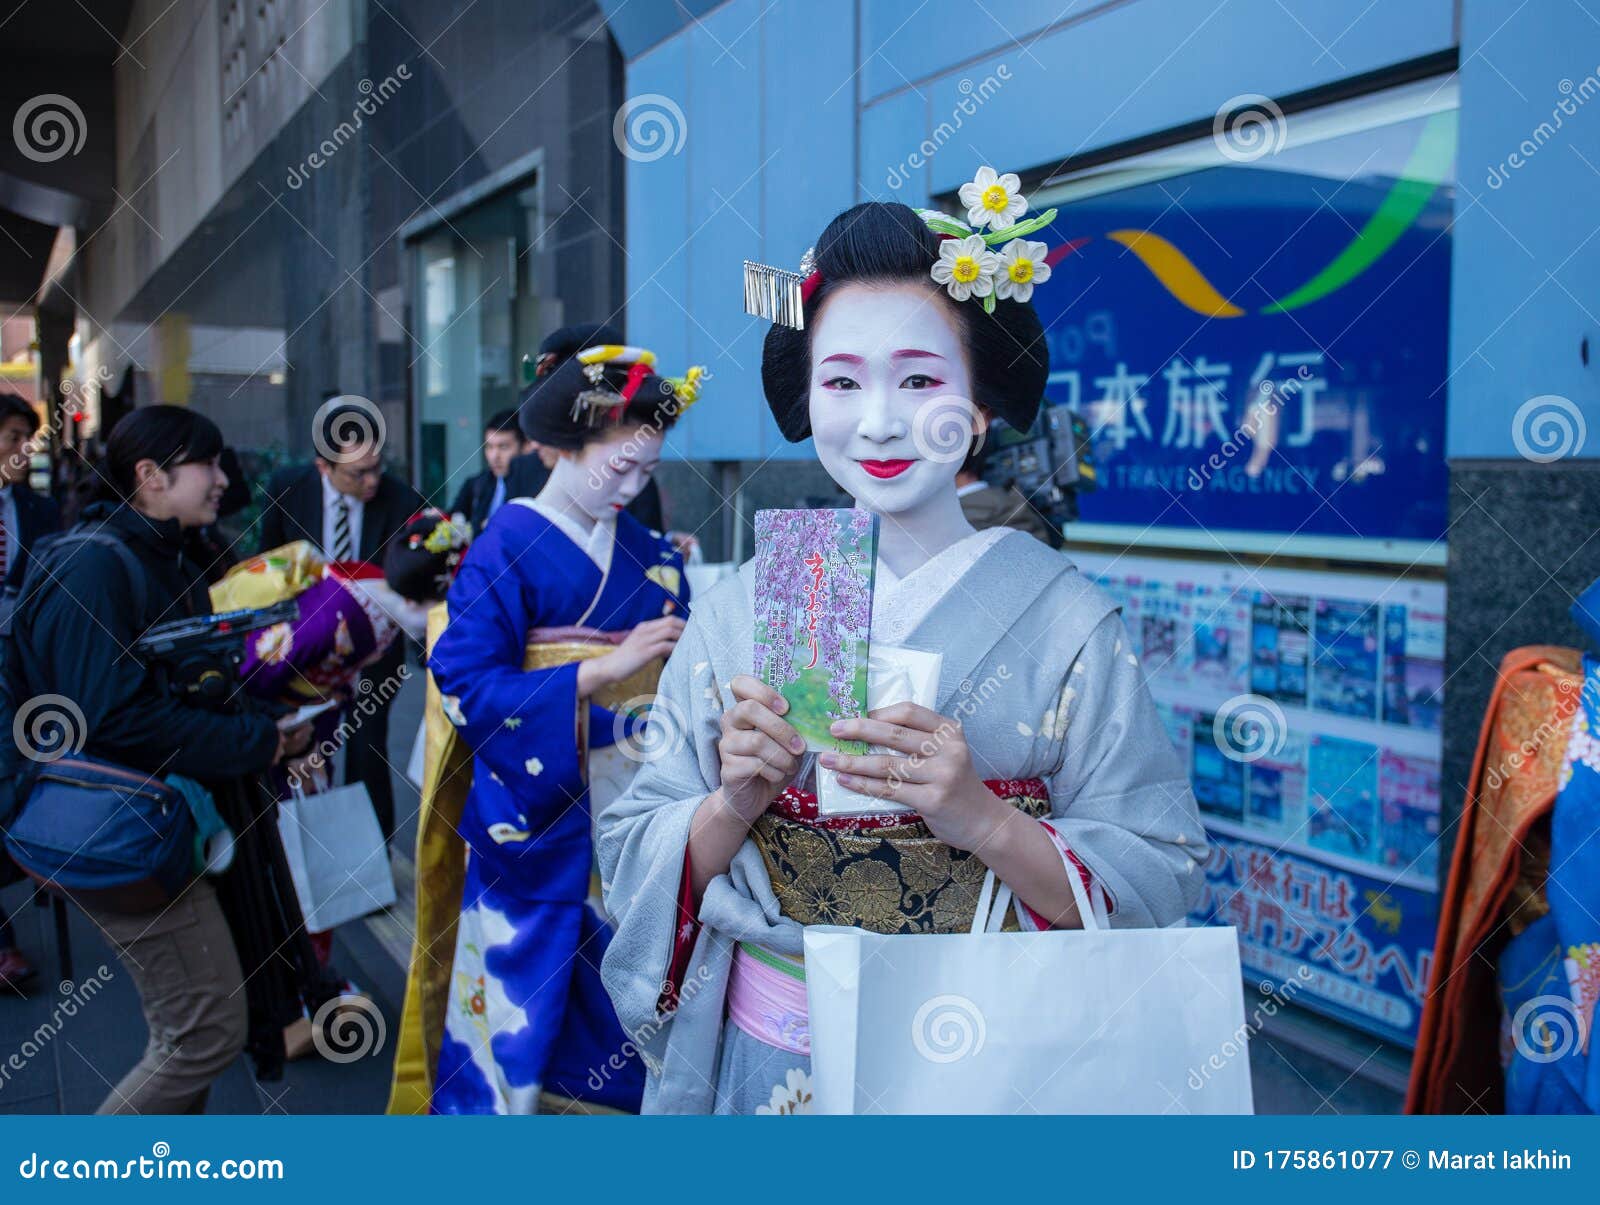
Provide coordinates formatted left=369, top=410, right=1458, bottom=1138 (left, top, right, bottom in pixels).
left=749, top=782, right=1050, bottom=935
left=520, top=630, right=663, bottom=713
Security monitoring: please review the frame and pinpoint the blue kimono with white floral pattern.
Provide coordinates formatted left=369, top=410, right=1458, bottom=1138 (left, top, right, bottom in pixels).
left=428, top=500, right=687, bottom=1113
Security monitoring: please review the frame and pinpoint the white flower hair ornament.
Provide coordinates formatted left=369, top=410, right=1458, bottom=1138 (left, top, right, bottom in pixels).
left=957, top=166, right=1028, bottom=231
left=740, top=165, right=1057, bottom=328
left=918, top=167, right=1057, bottom=313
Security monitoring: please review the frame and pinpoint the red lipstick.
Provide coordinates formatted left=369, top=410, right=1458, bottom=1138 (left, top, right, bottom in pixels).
left=859, top=458, right=915, bottom=479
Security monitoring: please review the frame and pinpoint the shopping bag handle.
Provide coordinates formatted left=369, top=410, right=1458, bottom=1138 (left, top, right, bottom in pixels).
left=972, top=856, right=1109, bottom=935
left=970, top=869, right=1015, bottom=934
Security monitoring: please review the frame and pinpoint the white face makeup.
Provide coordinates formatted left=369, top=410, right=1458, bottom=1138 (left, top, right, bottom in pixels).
left=545, top=425, right=665, bottom=523
left=807, top=283, right=982, bottom=519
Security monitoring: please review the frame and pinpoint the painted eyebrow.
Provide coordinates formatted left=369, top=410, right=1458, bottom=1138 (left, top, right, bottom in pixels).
left=819, top=353, right=865, bottom=367
left=891, top=349, right=947, bottom=361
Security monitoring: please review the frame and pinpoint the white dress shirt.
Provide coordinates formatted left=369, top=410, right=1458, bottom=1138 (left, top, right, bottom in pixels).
left=320, top=473, right=366, bottom=561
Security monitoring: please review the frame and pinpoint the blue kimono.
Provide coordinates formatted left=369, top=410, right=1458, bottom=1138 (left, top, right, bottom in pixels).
left=427, top=498, right=688, bottom=1114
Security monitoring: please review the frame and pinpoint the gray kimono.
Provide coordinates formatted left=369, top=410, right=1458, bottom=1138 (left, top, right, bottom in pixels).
left=597, top=528, right=1207, bottom=1114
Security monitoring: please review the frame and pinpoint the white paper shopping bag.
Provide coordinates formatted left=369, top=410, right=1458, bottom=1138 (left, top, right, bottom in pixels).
left=277, top=781, right=396, bottom=932
left=804, top=869, right=1253, bottom=1114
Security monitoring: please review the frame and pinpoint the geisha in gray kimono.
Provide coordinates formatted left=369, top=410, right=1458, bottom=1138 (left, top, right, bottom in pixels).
left=598, top=173, right=1207, bottom=1115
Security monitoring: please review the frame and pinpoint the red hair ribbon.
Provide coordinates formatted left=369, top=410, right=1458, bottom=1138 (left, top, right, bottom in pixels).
left=607, top=359, right=655, bottom=422
left=620, top=360, right=653, bottom=402
left=800, top=270, right=823, bottom=304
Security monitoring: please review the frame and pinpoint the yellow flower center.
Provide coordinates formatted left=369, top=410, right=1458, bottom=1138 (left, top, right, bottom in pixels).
left=1008, top=258, right=1034, bottom=284
left=952, top=255, right=980, bottom=283
left=982, top=184, right=1010, bottom=212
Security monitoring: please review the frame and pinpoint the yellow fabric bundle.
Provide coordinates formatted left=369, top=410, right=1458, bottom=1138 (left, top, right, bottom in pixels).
left=209, top=541, right=325, bottom=611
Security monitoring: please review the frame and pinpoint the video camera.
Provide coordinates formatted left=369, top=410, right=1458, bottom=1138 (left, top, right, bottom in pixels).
left=134, top=599, right=299, bottom=707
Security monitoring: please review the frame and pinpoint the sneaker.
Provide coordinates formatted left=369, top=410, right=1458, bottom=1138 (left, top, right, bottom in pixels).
left=0, top=948, right=37, bottom=993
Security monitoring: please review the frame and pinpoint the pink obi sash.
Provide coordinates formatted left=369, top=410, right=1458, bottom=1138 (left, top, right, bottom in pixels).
left=726, top=942, right=810, bottom=1056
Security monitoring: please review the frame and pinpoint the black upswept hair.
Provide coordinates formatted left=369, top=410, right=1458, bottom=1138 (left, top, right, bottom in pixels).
left=105, top=405, right=225, bottom=501
left=761, top=201, right=1049, bottom=442
left=518, top=357, right=681, bottom=451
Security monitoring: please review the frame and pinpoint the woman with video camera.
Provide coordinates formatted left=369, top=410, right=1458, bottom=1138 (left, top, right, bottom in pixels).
left=7, top=405, right=307, bottom=1114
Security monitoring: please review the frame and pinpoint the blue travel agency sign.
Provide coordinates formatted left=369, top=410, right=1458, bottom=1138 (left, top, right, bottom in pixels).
left=1032, top=109, right=1456, bottom=558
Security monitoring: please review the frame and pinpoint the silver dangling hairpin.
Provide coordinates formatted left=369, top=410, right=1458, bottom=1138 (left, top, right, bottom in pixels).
left=742, top=259, right=807, bottom=331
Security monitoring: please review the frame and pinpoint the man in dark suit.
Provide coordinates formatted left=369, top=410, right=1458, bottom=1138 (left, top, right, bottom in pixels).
left=0, top=391, right=60, bottom=990
left=448, top=408, right=525, bottom=533
left=256, top=401, right=425, bottom=843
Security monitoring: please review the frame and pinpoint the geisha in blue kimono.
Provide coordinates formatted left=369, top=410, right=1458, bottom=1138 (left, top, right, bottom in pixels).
left=415, top=333, right=703, bottom=1114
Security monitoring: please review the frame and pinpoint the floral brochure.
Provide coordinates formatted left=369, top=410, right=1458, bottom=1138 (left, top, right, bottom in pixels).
left=752, top=508, right=878, bottom=755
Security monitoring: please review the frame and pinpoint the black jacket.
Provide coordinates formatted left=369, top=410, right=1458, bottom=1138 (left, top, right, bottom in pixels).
left=257, top=464, right=425, bottom=562
left=501, top=453, right=665, bottom=532
left=4, top=482, right=61, bottom=589
left=448, top=469, right=502, bottom=533
left=10, top=502, right=278, bottom=779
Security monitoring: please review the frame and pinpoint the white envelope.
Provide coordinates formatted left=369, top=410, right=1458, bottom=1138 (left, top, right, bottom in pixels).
left=816, top=644, right=943, bottom=816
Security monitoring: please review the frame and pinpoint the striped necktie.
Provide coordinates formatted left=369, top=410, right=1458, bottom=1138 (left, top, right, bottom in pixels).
left=332, top=495, right=353, bottom=561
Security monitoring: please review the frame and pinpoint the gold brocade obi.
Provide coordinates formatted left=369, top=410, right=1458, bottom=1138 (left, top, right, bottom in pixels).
left=750, top=779, right=1050, bottom=934
left=521, top=625, right=664, bottom=713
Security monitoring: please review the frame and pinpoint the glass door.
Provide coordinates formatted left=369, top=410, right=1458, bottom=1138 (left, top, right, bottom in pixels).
left=413, top=180, right=542, bottom=501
